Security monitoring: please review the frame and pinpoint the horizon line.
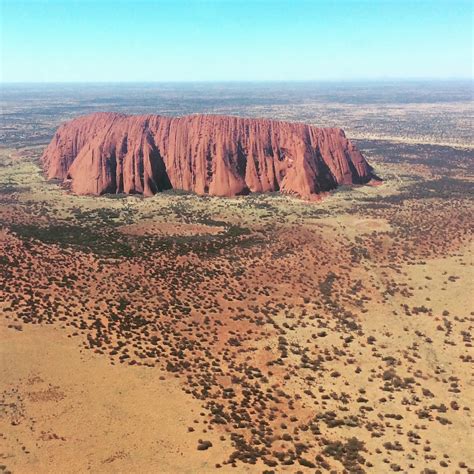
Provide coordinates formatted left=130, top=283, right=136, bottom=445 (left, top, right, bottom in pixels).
left=2, top=77, right=473, bottom=86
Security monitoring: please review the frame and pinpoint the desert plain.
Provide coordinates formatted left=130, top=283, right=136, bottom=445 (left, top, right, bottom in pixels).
left=0, top=82, right=473, bottom=473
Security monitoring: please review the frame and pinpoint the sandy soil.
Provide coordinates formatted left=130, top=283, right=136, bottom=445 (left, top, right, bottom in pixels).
left=0, top=320, right=245, bottom=474
left=0, top=142, right=473, bottom=473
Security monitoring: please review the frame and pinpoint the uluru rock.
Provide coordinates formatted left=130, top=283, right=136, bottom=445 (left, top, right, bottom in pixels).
left=41, top=112, right=377, bottom=199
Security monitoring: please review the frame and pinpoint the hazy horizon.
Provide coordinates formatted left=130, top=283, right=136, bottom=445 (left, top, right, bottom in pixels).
left=2, top=78, right=473, bottom=85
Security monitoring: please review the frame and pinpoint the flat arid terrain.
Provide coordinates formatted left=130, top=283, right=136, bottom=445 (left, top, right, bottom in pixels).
left=1, top=82, right=473, bottom=473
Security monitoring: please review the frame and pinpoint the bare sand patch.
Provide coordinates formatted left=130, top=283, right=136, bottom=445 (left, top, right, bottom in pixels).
left=119, top=221, right=225, bottom=237
left=0, top=321, right=242, bottom=474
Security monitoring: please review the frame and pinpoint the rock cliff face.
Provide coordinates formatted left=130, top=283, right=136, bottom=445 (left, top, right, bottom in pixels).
left=42, top=112, right=377, bottom=199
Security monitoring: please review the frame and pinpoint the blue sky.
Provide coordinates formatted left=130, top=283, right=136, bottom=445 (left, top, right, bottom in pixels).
left=1, top=0, right=472, bottom=82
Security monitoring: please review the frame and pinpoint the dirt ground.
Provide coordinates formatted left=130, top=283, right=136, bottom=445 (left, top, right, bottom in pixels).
left=0, top=142, right=473, bottom=473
